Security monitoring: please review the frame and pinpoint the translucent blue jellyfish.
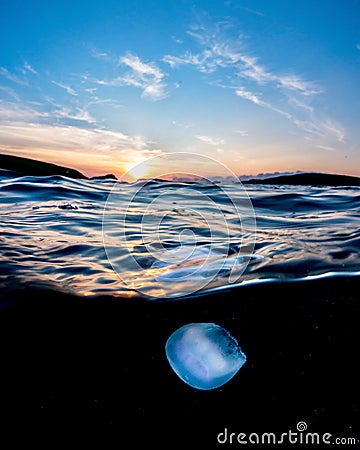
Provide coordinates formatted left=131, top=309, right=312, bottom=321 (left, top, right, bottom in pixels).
left=165, top=323, right=247, bottom=390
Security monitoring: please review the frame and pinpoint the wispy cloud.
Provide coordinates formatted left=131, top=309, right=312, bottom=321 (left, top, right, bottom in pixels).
left=357, top=44, right=360, bottom=50
left=196, top=134, right=225, bottom=146
left=0, top=85, right=21, bottom=101
left=288, top=96, right=314, bottom=113
left=119, top=53, right=167, bottom=100
left=23, top=62, right=37, bottom=75
left=40, top=94, right=122, bottom=127
left=277, top=75, right=321, bottom=95
left=234, top=130, right=248, bottom=137
left=0, top=122, right=147, bottom=154
left=171, top=36, right=183, bottom=44
left=163, top=39, right=242, bottom=74
left=163, top=50, right=220, bottom=73
left=291, top=117, right=345, bottom=143
left=0, top=102, right=47, bottom=121
left=0, top=101, right=164, bottom=174
left=0, top=66, right=28, bottom=85
left=242, top=7, right=265, bottom=17
left=235, top=87, right=264, bottom=105
left=52, top=81, right=78, bottom=96
left=90, top=53, right=168, bottom=101
left=90, top=47, right=110, bottom=60
left=86, top=96, right=123, bottom=109
left=163, top=20, right=343, bottom=145
left=163, top=25, right=321, bottom=96
left=316, top=144, right=336, bottom=152
left=238, top=56, right=322, bottom=95
left=52, top=106, right=96, bottom=125
left=321, top=119, right=345, bottom=143
left=0, top=99, right=96, bottom=130
left=172, top=120, right=193, bottom=129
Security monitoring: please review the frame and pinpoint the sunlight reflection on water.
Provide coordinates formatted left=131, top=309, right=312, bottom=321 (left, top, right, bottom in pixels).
left=1, top=174, right=359, bottom=299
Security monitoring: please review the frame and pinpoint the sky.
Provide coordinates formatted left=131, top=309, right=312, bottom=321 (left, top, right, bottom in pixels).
left=0, top=0, right=360, bottom=178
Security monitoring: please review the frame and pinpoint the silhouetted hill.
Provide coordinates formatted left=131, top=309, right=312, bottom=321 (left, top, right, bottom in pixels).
left=90, top=174, right=117, bottom=180
left=244, top=172, right=360, bottom=186
left=2, top=155, right=359, bottom=186
left=0, top=154, right=88, bottom=179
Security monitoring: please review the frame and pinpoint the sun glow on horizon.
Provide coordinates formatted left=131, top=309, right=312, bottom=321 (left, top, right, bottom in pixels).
left=123, top=156, right=151, bottom=181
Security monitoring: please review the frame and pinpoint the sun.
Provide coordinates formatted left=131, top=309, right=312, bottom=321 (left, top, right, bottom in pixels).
left=123, top=156, right=150, bottom=181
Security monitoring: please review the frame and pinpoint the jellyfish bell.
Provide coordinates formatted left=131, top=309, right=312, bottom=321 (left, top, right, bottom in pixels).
left=165, top=323, right=247, bottom=390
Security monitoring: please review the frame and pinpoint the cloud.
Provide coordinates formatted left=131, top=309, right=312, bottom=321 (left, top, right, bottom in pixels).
left=234, top=84, right=294, bottom=121
left=90, top=47, right=110, bottom=59
left=1, top=92, right=121, bottom=131
left=52, top=81, right=78, bottom=96
left=0, top=67, right=28, bottom=85
left=291, top=117, right=345, bottom=143
left=163, top=53, right=194, bottom=69
left=0, top=100, right=164, bottom=175
left=119, top=53, right=167, bottom=100
left=0, top=102, right=47, bottom=121
left=163, top=50, right=221, bottom=73
left=0, top=122, right=147, bottom=154
left=235, top=87, right=264, bottom=105
left=288, top=96, right=314, bottom=113
left=0, top=86, right=21, bottom=101
left=242, top=7, right=265, bottom=17
left=52, top=106, right=96, bottom=125
left=316, top=145, right=336, bottom=152
left=276, top=75, right=321, bottom=95
left=238, top=57, right=322, bottom=95
left=171, top=36, right=183, bottom=44
left=90, top=53, right=168, bottom=101
left=195, top=135, right=225, bottom=146
left=321, top=119, right=345, bottom=143
left=23, top=62, right=37, bottom=75
left=172, top=120, right=193, bottom=129
left=234, top=130, right=248, bottom=137
left=163, top=26, right=321, bottom=96
left=238, top=56, right=270, bottom=83
left=164, top=21, right=344, bottom=145
left=357, top=44, right=360, bottom=50
left=163, top=42, right=241, bottom=74
left=86, top=97, right=123, bottom=109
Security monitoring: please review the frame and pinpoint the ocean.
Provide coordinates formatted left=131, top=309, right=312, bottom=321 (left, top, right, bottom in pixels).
left=0, top=172, right=359, bottom=446
left=1, top=173, right=359, bottom=297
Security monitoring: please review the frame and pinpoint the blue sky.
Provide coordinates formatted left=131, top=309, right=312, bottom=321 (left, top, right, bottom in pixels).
left=0, top=0, right=360, bottom=177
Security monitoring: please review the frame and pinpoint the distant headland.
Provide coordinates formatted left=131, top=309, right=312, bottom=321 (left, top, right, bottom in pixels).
left=0, top=154, right=117, bottom=180
left=1, top=153, right=360, bottom=186
left=243, top=172, right=360, bottom=187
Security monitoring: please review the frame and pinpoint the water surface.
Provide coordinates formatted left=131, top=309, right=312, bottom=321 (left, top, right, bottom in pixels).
left=1, top=173, right=359, bottom=299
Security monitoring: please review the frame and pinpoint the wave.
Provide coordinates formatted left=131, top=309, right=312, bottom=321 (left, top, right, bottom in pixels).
left=0, top=175, right=359, bottom=299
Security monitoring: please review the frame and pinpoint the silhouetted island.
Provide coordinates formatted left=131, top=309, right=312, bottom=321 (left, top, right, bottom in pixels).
left=0, top=154, right=88, bottom=179
left=0, top=154, right=119, bottom=180
left=244, top=172, right=360, bottom=187
left=1, top=154, right=360, bottom=186
left=90, top=174, right=117, bottom=180
left=0, top=154, right=117, bottom=180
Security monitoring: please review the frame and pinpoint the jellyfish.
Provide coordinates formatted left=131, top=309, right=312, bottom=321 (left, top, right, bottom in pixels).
left=165, top=323, right=247, bottom=390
